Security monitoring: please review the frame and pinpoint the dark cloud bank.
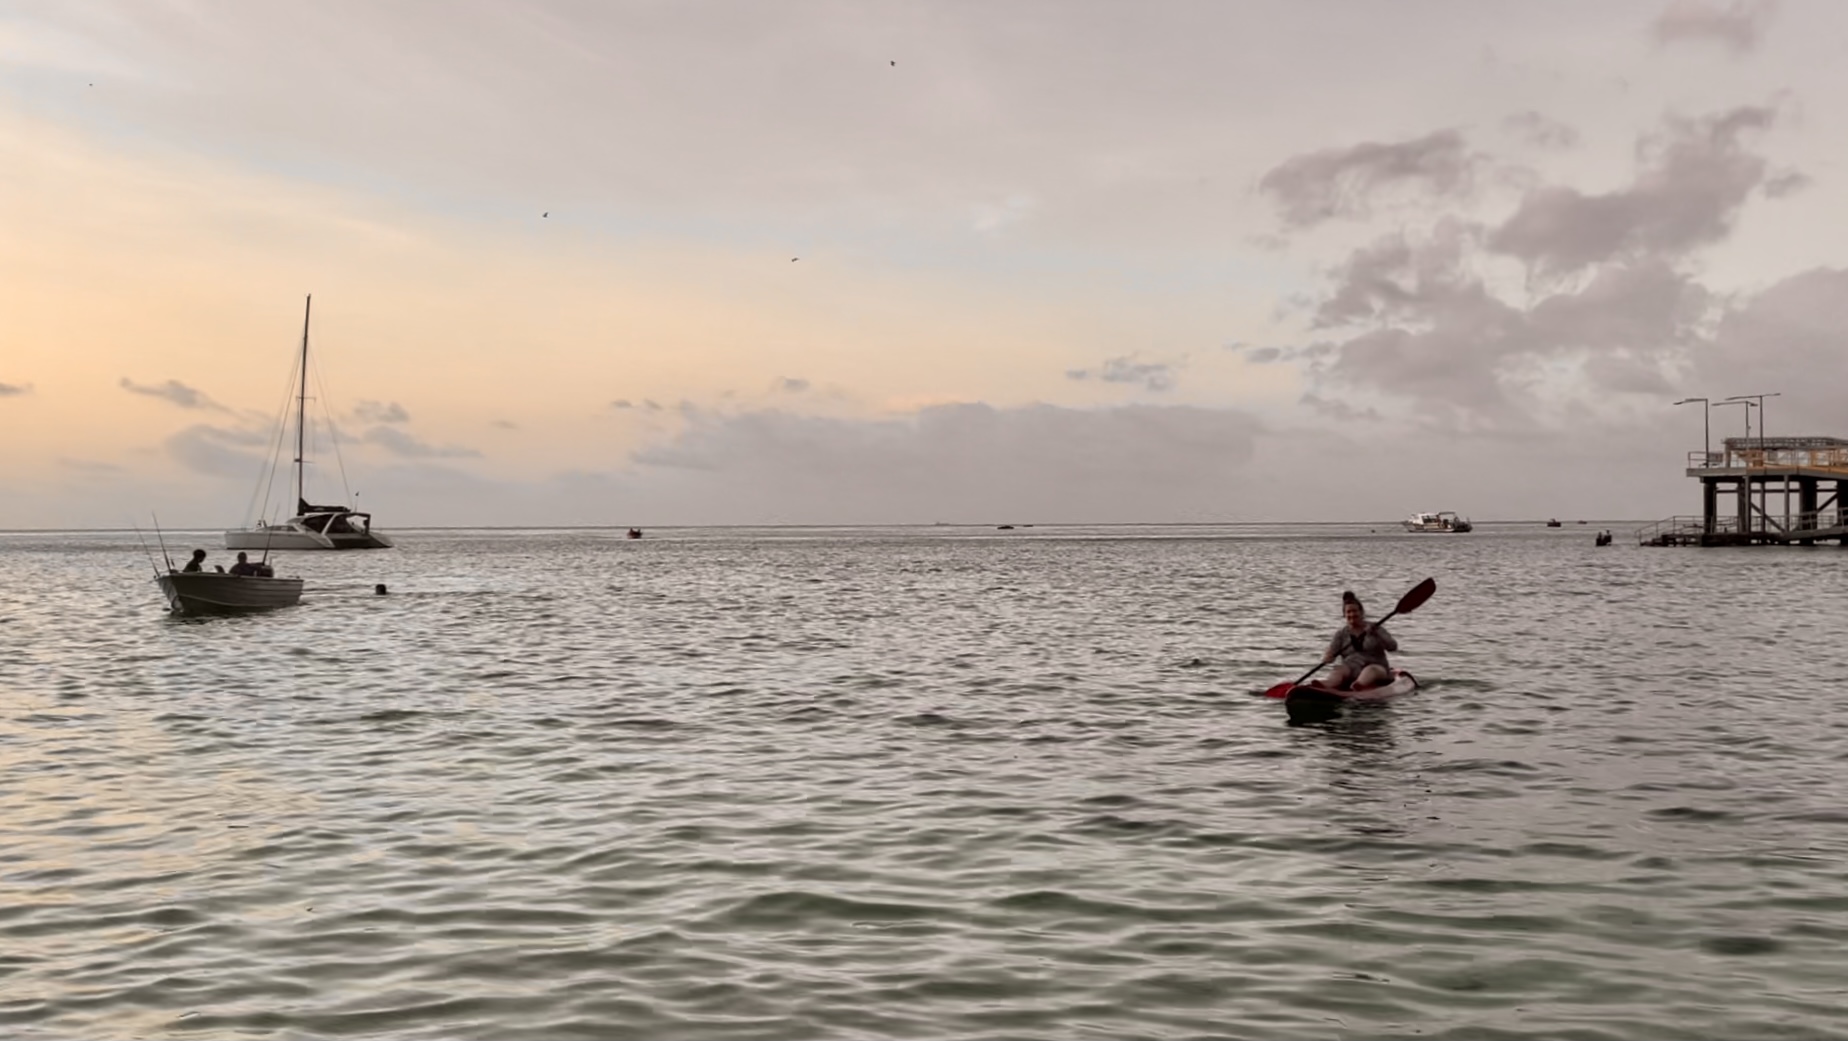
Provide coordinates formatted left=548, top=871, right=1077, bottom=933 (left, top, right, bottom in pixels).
left=1256, top=101, right=1842, bottom=444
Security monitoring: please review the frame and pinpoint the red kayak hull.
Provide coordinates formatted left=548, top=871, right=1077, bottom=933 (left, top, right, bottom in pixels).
left=1277, top=669, right=1418, bottom=724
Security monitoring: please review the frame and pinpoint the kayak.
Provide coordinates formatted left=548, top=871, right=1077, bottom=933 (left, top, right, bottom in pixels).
left=1273, top=668, right=1418, bottom=724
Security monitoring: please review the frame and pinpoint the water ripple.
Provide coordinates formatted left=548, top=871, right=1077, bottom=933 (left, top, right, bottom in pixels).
left=2, top=526, right=1847, bottom=1038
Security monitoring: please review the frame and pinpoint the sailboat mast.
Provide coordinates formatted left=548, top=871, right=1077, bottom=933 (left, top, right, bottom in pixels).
left=296, top=294, right=311, bottom=510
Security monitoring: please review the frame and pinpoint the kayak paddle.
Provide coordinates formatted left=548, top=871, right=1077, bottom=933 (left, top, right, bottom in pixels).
left=1261, top=576, right=1436, bottom=698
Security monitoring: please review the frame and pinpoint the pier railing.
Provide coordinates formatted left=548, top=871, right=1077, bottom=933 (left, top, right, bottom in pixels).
left=1635, top=516, right=1733, bottom=545
left=1695, top=439, right=1848, bottom=473
left=1638, top=509, right=1848, bottom=545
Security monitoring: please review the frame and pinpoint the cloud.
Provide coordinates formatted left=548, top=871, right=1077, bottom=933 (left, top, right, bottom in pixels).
left=1301, top=240, right=1848, bottom=440
left=165, top=424, right=268, bottom=478
left=973, top=194, right=1036, bottom=234
left=1502, top=111, right=1580, bottom=150
left=1688, top=267, right=1848, bottom=437
left=1259, top=130, right=1478, bottom=229
left=1763, top=170, right=1810, bottom=199
left=1488, top=106, right=1778, bottom=277
left=1305, top=225, right=1714, bottom=424
left=1065, top=355, right=1179, bottom=392
left=1651, top=0, right=1778, bottom=55
left=120, top=377, right=226, bottom=411
left=1311, top=220, right=1483, bottom=331
left=352, top=399, right=410, bottom=424
left=0, top=382, right=32, bottom=397
left=1276, top=108, right=1799, bottom=428
left=57, top=457, right=124, bottom=473
left=628, top=402, right=1263, bottom=520
left=779, top=377, right=810, bottom=393
left=360, top=426, right=482, bottom=459
left=1299, top=392, right=1383, bottom=423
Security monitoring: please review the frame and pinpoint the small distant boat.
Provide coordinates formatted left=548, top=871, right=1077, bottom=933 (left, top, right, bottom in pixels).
left=156, top=570, right=303, bottom=615
left=1546, top=518, right=1562, bottom=527
left=225, top=297, right=394, bottom=552
left=1401, top=511, right=1472, bottom=533
left=1594, top=530, right=1613, bottom=547
left=626, top=528, right=643, bottom=539
left=996, top=524, right=1015, bottom=530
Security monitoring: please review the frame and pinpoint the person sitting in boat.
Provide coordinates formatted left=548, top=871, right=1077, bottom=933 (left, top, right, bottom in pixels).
left=181, top=549, right=208, bottom=573
left=1322, top=590, right=1398, bottom=690
left=228, top=552, right=261, bottom=577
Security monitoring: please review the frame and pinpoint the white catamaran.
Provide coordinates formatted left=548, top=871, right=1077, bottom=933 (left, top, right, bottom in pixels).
left=225, top=296, right=394, bottom=551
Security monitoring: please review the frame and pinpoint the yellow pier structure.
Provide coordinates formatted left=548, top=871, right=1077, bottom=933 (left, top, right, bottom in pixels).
left=1639, top=436, right=1848, bottom=546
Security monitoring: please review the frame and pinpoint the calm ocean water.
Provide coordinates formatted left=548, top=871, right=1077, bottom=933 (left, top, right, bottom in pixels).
left=3, top=523, right=1847, bottom=1040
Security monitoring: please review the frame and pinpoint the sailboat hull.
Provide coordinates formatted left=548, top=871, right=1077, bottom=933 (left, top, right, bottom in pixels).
left=224, top=520, right=392, bottom=551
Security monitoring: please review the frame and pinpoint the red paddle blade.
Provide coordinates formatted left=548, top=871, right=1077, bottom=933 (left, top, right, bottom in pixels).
left=1261, top=682, right=1294, bottom=699
left=1395, top=577, right=1437, bottom=616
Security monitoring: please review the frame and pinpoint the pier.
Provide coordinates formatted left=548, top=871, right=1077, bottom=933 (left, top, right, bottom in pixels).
left=1639, top=436, right=1848, bottom=546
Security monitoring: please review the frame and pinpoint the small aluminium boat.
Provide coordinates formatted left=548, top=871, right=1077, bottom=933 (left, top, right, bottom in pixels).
left=1267, top=668, right=1419, bottom=725
left=156, top=570, right=304, bottom=615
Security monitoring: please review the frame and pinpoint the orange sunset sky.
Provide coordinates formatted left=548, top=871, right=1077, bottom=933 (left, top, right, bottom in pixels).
left=4, top=1, right=1844, bottom=528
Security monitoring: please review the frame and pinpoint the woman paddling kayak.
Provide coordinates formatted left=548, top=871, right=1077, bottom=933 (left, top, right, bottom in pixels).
left=1321, top=590, right=1398, bottom=690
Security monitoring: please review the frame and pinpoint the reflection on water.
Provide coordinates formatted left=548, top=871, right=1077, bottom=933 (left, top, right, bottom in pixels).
left=1302, top=704, right=1401, bottom=786
left=2, top=525, right=1847, bottom=1040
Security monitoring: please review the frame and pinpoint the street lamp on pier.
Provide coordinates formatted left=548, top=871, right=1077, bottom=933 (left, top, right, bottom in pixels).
left=1673, top=397, right=1711, bottom=465
left=1713, top=399, right=1751, bottom=464
left=1723, top=392, right=1782, bottom=445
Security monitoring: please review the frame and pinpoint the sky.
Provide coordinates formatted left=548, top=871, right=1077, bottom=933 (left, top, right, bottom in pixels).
left=3, top=0, right=1845, bottom=528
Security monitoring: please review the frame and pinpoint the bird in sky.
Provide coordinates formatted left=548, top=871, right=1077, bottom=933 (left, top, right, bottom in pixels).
left=791, top=257, right=799, bottom=262
left=542, top=211, right=549, bottom=218
left=890, top=60, right=895, bottom=66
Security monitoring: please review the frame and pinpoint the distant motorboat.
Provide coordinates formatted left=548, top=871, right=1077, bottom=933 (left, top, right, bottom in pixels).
left=626, top=528, right=643, bottom=539
left=157, top=570, right=303, bottom=615
left=1401, top=511, right=1472, bottom=533
left=224, top=296, right=393, bottom=552
left=1594, top=530, right=1614, bottom=547
left=1546, top=518, right=1562, bottom=527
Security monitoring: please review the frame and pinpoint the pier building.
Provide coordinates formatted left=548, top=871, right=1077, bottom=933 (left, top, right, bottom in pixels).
left=1640, top=436, right=1848, bottom=546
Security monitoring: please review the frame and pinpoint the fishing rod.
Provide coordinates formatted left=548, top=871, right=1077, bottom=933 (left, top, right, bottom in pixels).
left=129, top=519, right=164, bottom=578
left=150, top=512, right=175, bottom=571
